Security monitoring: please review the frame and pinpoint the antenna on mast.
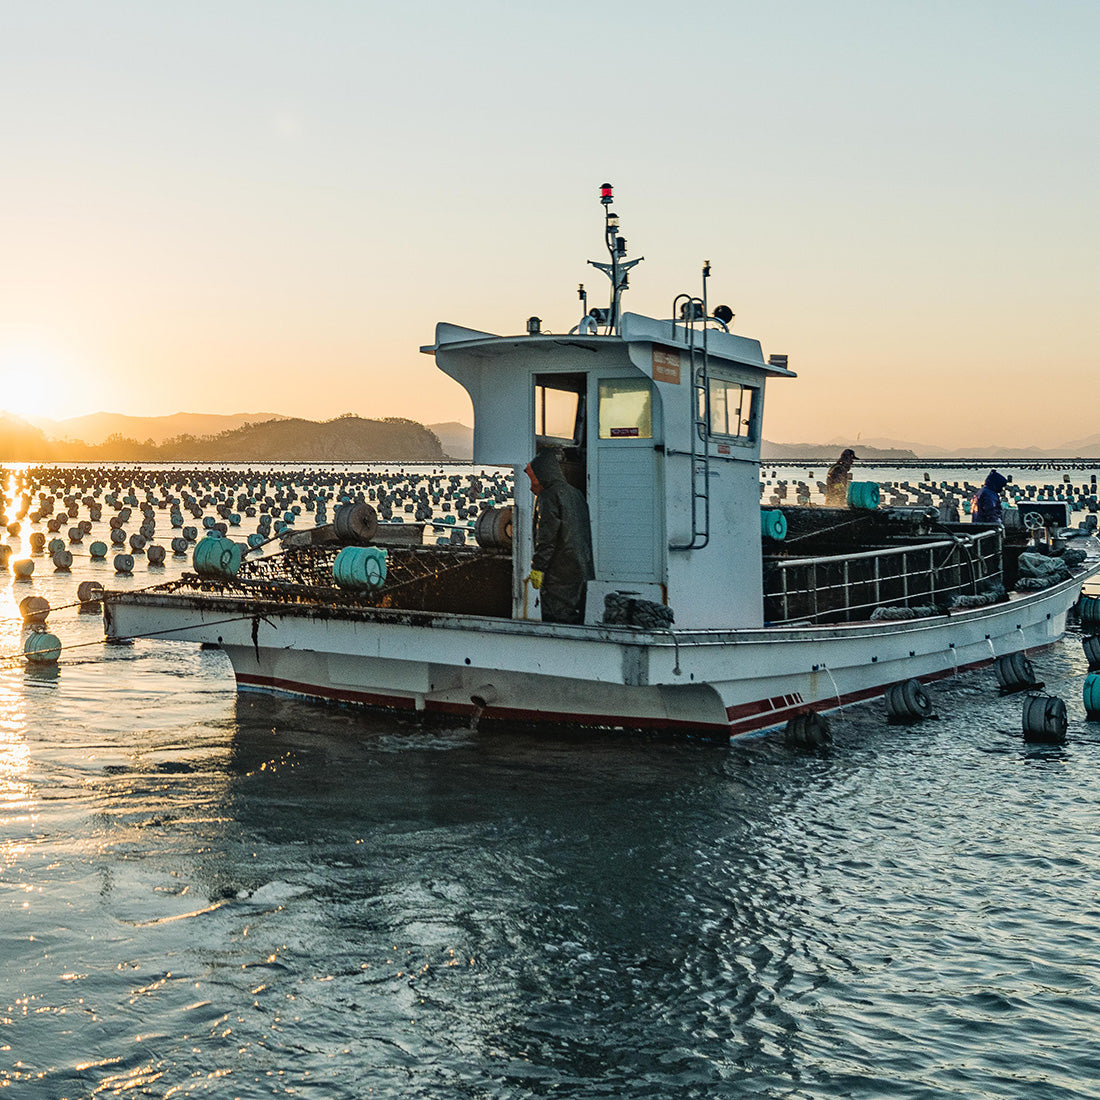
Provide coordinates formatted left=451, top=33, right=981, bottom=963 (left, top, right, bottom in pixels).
left=586, top=183, right=643, bottom=335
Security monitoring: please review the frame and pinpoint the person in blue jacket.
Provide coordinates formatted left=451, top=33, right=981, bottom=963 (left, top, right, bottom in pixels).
left=973, top=470, right=1007, bottom=524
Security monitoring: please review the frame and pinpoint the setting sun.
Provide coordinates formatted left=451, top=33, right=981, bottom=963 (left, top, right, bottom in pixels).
left=0, top=344, right=94, bottom=423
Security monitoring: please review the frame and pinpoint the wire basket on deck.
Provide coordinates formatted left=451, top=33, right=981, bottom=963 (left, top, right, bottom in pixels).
left=168, top=544, right=512, bottom=617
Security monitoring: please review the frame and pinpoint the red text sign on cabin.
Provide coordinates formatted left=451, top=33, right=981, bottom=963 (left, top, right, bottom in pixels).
left=652, top=348, right=681, bottom=385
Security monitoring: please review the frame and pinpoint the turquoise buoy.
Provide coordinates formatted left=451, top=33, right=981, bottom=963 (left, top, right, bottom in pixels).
left=1084, top=673, right=1100, bottom=718
left=193, top=537, right=241, bottom=579
left=89, top=541, right=108, bottom=560
left=24, top=630, right=61, bottom=664
left=847, top=481, right=881, bottom=510
left=332, top=546, right=388, bottom=591
left=761, top=509, right=787, bottom=541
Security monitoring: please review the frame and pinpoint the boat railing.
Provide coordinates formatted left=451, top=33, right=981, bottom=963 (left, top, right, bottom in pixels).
left=764, top=530, right=1002, bottom=625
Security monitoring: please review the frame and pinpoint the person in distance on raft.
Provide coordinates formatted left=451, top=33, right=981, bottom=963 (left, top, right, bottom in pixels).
left=525, top=450, right=594, bottom=625
left=972, top=469, right=1007, bottom=524
left=825, top=448, right=857, bottom=507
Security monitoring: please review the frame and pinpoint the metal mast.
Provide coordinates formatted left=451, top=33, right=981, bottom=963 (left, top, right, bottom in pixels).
left=587, top=183, right=643, bottom=335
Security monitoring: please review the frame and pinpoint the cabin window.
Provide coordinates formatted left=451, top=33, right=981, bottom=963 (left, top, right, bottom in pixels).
left=535, top=381, right=583, bottom=443
left=707, top=377, right=757, bottom=440
left=598, top=379, right=653, bottom=439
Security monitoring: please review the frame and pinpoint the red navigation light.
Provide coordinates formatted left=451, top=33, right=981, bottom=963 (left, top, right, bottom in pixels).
left=600, top=183, right=613, bottom=204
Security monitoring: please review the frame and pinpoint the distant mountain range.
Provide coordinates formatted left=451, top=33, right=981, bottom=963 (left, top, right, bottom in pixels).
left=762, top=441, right=920, bottom=462
left=429, top=421, right=473, bottom=460
left=0, top=411, right=445, bottom=462
left=27, top=411, right=289, bottom=445
left=22, top=411, right=475, bottom=460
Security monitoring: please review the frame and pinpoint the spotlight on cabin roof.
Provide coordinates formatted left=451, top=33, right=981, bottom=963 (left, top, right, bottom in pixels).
left=713, top=304, right=734, bottom=325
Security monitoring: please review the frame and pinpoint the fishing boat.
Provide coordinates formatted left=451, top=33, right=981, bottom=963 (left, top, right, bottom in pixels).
left=102, top=186, right=1100, bottom=738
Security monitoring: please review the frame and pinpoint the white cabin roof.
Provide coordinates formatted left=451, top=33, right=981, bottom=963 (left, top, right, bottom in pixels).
left=421, top=314, right=797, bottom=380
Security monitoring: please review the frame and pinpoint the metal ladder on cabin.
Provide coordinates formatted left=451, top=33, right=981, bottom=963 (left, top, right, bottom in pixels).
left=670, top=308, right=711, bottom=550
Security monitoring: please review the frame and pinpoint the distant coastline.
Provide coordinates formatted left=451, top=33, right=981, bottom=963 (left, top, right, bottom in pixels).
left=3, top=409, right=1097, bottom=464
left=0, top=411, right=462, bottom=463
left=763, top=439, right=1100, bottom=463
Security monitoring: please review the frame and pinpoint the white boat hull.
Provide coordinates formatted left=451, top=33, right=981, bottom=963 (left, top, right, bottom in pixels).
left=104, top=570, right=1094, bottom=738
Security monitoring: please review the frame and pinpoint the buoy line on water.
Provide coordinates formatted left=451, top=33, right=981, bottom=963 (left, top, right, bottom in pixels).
left=3, top=577, right=197, bottom=624
left=2, top=612, right=267, bottom=669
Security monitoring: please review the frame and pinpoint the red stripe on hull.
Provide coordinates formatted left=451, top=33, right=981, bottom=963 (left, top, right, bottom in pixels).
left=726, top=692, right=806, bottom=721
left=233, top=672, right=730, bottom=734
left=235, top=644, right=1051, bottom=739
left=235, top=672, right=417, bottom=710
left=725, top=651, right=1025, bottom=735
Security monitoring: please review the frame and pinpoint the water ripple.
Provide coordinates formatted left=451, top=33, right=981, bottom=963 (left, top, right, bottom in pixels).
left=3, top=645, right=1100, bottom=1096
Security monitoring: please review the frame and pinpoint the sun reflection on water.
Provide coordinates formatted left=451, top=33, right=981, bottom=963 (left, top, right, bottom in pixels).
left=0, top=465, right=37, bottom=867
left=0, top=674, right=32, bottom=868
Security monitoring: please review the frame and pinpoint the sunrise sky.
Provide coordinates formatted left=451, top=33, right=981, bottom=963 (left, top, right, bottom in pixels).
left=1, top=1, right=1096, bottom=448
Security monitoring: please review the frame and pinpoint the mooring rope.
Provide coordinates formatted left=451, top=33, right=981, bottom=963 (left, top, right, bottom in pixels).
left=4, top=612, right=264, bottom=669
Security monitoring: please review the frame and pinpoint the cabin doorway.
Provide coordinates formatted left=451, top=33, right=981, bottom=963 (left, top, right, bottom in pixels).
left=533, top=372, right=587, bottom=494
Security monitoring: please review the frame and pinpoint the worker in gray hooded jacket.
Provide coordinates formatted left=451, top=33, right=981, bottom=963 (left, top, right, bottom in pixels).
left=526, top=450, right=594, bottom=625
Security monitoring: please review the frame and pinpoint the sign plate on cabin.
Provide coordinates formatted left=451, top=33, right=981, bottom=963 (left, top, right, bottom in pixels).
left=652, top=348, right=681, bottom=385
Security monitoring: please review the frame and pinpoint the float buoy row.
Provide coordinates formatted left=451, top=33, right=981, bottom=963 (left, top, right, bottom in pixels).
left=0, top=465, right=518, bottom=674
left=0, top=466, right=517, bottom=584
left=782, top=644, right=1092, bottom=750
left=761, top=470, right=1100, bottom=518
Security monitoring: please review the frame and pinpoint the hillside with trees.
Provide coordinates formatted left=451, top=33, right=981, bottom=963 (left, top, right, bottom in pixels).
left=0, top=414, right=444, bottom=462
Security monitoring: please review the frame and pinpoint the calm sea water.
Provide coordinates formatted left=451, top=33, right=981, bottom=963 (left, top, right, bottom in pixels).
left=3, top=464, right=1100, bottom=1099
